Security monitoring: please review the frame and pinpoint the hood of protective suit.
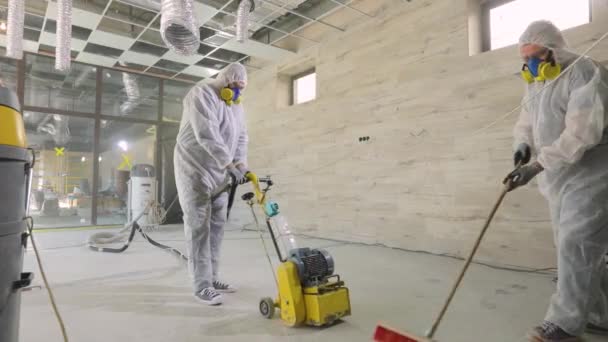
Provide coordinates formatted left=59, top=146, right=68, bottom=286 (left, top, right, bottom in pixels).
left=519, top=20, right=577, bottom=65
left=519, top=20, right=568, bottom=49
left=211, top=63, right=248, bottom=89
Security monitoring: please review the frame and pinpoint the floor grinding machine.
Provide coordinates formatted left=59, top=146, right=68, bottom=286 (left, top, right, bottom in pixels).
left=241, top=173, right=351, bottom=327
left=0, top=86, right=35, bottom=342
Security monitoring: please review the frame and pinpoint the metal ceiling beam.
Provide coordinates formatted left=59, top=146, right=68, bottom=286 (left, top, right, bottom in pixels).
left=326, top=0, right=373, bottom=18
left=218, top=10, right=320, bottom=44
left=269, top=0, right=358, bottom=45
left=261, top=0, right=345, bottom=32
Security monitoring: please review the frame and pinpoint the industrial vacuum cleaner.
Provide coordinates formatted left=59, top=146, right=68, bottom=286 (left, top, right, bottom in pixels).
left=241, top=173, right=351, bottom=327
left=0, top=86, right=35, bottom=342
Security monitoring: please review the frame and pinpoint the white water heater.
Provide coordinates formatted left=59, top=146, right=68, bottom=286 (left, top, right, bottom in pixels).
left=128, top=164, right=158, bottom=228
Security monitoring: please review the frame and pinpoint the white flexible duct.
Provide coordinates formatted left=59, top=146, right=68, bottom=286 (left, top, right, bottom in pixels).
left=6, top=0, right=25, bottom=59
left=160, top=0, right=200, bottom=55
left=120, top=71, right=141, bottom=115
left=87, top=204, right=150, bottom=247
left=236, top=0, right=254, bottom=43
left=73, top=67, right=96, bottom=88
left=37, top=114, right=71, bottom=146
left=55, top=0, right=73, bottom=71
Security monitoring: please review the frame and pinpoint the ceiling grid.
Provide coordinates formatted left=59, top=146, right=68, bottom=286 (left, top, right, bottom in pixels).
left=0, top=0, right=370, bottom=82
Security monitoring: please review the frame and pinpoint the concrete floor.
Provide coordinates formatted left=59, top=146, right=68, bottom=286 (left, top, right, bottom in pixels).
left=20, top=224, right=603, bottom=342
left=31, top=212, right=126, bottom=228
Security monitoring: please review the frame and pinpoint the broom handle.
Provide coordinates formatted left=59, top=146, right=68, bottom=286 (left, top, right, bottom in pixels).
left=426, top=184, right=510, bottom=339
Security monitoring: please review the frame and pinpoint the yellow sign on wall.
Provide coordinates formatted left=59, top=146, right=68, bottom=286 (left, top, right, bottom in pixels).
left=118, top=153, right=132, bottom=170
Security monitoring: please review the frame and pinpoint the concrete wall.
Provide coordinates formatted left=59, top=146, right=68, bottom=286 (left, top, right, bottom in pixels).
left=238, top=0, right=608, bottom=268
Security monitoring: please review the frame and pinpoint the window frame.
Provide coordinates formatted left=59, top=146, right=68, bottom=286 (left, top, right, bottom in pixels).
left=291, top=68, right=317, bottom=106
left=4, top=51, right=194, bottom=226
left=480, top=0, right=593, bottom=52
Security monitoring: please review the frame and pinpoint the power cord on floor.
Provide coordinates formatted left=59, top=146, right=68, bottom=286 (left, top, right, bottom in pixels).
left=239, top=221, right=557, bottom=276
left=26, top=217, right=69, bottom=342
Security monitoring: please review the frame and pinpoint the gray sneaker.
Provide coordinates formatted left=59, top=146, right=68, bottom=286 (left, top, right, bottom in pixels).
left=528, top=321, right=581, bottom=342
left=587, top=322, right=608, bottom=335
left=195, top=287, right=223, bottom=306
left=213, top=280, right=237, bottom=293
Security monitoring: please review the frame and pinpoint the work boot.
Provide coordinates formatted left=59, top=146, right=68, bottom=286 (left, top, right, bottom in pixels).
left=527, top=321, right=581, bottom=342
left=195, top=287, right=223, bottom=306
left=213, top=280, right=237, bottom=293
left=587, top=322, right=608, bottom=335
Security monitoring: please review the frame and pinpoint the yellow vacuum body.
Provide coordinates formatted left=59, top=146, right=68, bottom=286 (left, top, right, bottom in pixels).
left=259, top=248, right=352, bottom=327
left=0, top=87, right=26, bottom=148
left=0, top=86, right=33, bottom=342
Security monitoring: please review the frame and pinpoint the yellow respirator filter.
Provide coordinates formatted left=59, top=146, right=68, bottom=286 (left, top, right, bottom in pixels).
left=521, top=62, right=562, bottom=83
left=521, top=68, right=535, bottom=83
left=538, top=62, right=562, bottom=80
left=220, top=87, right=242, bottom=106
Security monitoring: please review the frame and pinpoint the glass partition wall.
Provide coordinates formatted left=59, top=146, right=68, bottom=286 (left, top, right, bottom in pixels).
left=4, top=52, right=190, bottom=228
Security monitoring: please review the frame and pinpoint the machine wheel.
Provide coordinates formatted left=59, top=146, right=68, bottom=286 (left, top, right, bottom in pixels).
left=259, top=297, right=275, bottom=319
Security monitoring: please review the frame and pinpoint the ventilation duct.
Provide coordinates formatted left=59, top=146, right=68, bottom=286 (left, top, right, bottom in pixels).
left=118, top=62, right=142, bottom=116
left=37, top=114, right=71, bottom=146
left=236, top=0, right=255, bottom=43
left=6, top=0, right=25, bottom=59
left=160, top=0, right=200, bottom=55
left=55, top=0, right=73, bottom=71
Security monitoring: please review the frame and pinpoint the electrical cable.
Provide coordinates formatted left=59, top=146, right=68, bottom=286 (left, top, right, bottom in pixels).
left=472, top=29, right=608, bottom=135
left=264, top=31, right=608, bottom=281
left=26, top=217, right=69, bottom=342
left=283, top=29, right=608, bottom=179
left=239, top=220, right=557, bottom=276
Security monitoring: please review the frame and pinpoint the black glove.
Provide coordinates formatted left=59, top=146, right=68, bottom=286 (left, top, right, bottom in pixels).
left=503, top=162, right=544, bottom=192
left=513, top=143, right=531, bottom=167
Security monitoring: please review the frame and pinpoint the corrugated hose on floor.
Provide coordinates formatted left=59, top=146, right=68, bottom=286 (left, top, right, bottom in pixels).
left=87, top=176, right=235, bottom=261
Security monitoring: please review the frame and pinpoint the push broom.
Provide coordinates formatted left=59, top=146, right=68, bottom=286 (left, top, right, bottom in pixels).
left=375, top=177, right=515, bottom=341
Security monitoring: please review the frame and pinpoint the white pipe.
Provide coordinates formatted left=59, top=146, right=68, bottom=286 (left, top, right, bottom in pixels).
left=56, top=0, right=73, bottom=71
left=6, top=0, right=25, bottom=59
left=236, top=0, right=253, bottom=43
left=160, top=0, right=200, bottom=55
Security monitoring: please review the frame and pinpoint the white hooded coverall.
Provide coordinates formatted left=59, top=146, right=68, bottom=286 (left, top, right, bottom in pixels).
left=174, top=64, right=249, bottom=293
left=514, top=21, right=608, bottom=335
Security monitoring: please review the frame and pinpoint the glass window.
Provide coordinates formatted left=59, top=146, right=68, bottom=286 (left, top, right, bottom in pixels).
left=292, top=70, right=316, bottom=105
left=101, top=69, right=160, bottom=120
left=25, top=112, right=95, bottom=228
left=487, top=0, right=590, bottom=50
left=24, top=54, right=97, bottom=113
left=97, top=120, right=157, bottom=225
left=0, top=55, right=18, bottom=91
left=163, top=80, right=192, bottom=122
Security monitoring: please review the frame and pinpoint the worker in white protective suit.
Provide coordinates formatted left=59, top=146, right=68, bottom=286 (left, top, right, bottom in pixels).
left=503, top=21, right=608, bottom=341
left=174, top=63, right=249, bottom=306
